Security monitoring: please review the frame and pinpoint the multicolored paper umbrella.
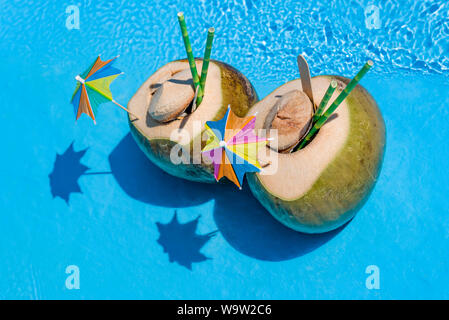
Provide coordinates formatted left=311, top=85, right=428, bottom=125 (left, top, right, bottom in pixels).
left=202, top=107, right=267, bottom=189
left=71, top=56, right=138, bottom=124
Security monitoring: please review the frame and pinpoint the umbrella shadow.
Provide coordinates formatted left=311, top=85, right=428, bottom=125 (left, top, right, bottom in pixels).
left=49, top=142, right=90, bottom=204
left=108, top=133, right=344, bottom=261
left=156, top=211, right=218, bottom=270
left=49, top=142, right=112, bottom=205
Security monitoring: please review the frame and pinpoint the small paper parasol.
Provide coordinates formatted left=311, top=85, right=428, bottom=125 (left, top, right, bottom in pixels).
left=71, top=56, right=138, bottom=124
left=202, top=106, right=267, bottom=189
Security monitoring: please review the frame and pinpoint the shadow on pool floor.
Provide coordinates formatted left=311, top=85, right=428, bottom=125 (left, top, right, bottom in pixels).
left=156, top=211, right=218, bottom=270
left=49, top=142, right=90, bottom=204
left=108, top=133, right=345, bottom=262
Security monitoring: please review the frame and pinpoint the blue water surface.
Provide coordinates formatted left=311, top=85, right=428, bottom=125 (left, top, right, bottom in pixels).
left=0, top=0, right=448, bottom=299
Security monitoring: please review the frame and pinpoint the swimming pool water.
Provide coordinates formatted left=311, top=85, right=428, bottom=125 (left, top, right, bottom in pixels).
left=1, top=0, right=448, bottom=299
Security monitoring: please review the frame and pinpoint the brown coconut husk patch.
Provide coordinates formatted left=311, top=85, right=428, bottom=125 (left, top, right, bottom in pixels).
left=247, top=77, right=350, bottom=200
left=264, top=89, right=313, bottom=153
left=148, top=69, right=196, bottom=122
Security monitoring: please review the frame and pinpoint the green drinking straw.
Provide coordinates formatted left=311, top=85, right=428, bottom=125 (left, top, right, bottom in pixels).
left=296, top=60, right=374, bottom=150
left=197, top=27, right=215, bottom=104
left=177, top=12, right=203, bottom=105
left=313, top=79, right=338, bottom=123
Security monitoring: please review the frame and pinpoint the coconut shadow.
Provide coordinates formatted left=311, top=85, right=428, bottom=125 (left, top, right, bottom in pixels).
left=108, top=133, right=345, bottom=262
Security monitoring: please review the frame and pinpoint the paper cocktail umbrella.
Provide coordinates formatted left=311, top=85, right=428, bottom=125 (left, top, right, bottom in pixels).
left=71, top=56, right=138, bottom=124
left=202, top=107, right=267, bottom=189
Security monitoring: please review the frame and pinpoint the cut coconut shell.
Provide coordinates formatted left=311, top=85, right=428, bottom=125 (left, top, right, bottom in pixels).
left=247, top=76, right=385, bottom=233
left=148, top=69, right=195, bottom=122
left=263, top=89, right=313, bottom=152
left=128, top=59, right=258, bottom=183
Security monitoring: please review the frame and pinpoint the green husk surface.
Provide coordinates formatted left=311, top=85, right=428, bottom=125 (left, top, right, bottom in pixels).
left=128, top=59, right=258, bottom=183
left=247, top=75, right=385, bottom=233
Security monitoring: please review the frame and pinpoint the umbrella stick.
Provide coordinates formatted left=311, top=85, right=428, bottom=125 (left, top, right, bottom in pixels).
left=112, top=100, right=140, bottom=120
left=83, top=171, right=112, bottom=175
left=83, top=81, right=140, bottom=120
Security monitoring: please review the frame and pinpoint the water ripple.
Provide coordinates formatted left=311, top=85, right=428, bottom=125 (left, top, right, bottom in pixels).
left=1, top=0, right=448, bottom=83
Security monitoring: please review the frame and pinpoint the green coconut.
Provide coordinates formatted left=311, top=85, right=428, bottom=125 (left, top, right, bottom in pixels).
left=247, top=75, right=386, bottom=233
left=127, top=59, right=258, bottom=183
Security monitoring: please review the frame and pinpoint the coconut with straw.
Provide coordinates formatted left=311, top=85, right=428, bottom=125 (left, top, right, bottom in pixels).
left=296, top=60, right=374, bottom=150
left=246, top=57, right=385, bottom=233
left=177, top=12, right=203, bottom=105
left=312, top=79, right=337, bottom=123
left=128, top=13, right=258, bottom=183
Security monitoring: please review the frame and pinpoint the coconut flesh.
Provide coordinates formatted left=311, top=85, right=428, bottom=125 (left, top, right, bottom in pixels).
left=263, top=89, right=313, bottom=152
left=247, top=76, right=385, bottom=233
left=127, top=59, right=258, bottom=183
left=148, top=69, right=195, bottom=122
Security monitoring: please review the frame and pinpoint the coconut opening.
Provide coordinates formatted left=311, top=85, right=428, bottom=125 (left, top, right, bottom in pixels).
left=289, top=78, right=348, bottom=152
left=148, top=68, right=197, bottom=123
left=264, top=89, right=313, bottom=153
left=128, top=59, right=259, bottom=183
left=246, top=77, right=351, bottom=200
left=129, top=60, right=231, bottom=146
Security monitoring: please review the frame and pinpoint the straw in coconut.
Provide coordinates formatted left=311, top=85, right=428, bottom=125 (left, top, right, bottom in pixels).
left=177, top=12, right=203, bottom=104
left=297, top=60, right=374, bottom=150
left=313, top=79, right=337, bottom=123
left=197, top=27, right=215, bottom=104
